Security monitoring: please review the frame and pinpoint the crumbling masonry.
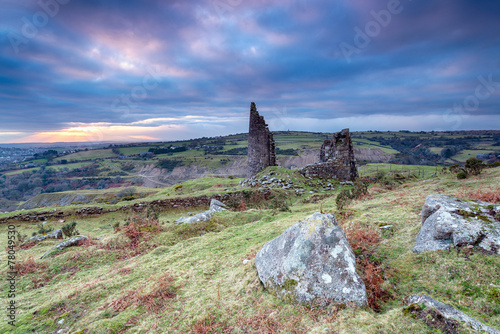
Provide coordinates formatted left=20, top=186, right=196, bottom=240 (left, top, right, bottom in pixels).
left=299, top=128, right=358, bottom=181
left=247, top=102, right=276, bottom=178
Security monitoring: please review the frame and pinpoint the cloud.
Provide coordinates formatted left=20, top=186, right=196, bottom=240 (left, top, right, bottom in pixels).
left=1, top=0, right=499, bottom=143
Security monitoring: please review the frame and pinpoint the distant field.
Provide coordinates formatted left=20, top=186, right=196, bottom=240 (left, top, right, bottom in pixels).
left=428, top=147, right=443, bottom=155
left=358, top=163, right=442, bottom=178
left=53, top=161, right=95, bottom=170
left=351, top=138, right=399, bottom=154
left=118, top=146, right=156, bottom=155
left=4, top=167, right=38, bottom=176
left=55, top=149, right=118, bottom=162
left=451, top=150, right=492, bottom=162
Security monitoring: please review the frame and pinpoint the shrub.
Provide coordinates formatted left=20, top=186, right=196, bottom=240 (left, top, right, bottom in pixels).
left=456, top=171, right=468, bottom=179
left=487, top=161, right=500, bottom=168
left=449, top=164, right=461, bottom=173
left=37, top=223, right=53, bottom=235
left=61, top=221, right=79, bottom=238
left=117, top=187, right=136, bottom=198
left=465, top=157, right=484, bottom=175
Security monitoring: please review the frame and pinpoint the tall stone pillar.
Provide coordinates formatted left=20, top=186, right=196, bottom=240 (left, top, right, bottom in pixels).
left=247, top=102, right=276, bottom=178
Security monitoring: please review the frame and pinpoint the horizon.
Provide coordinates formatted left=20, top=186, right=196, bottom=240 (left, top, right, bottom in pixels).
left=2, top=0, right=500, bottom=144
left=2, top=129, right=500, bottom=149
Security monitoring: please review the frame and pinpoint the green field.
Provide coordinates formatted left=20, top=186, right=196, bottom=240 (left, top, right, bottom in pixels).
left=54, top=149, right=119, bottom=162
left=451, top=150, right=492, bottom=162
left=118, top=146, right=156, bottom=155
left=358, top=163, right=442, bottom=178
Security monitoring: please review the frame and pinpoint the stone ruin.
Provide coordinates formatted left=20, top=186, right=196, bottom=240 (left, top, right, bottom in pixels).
left=300, top=128, right=358, bottom=181
left=245, top=102, right=356, bottom=181
left=247, top=102, right=276, bottom=178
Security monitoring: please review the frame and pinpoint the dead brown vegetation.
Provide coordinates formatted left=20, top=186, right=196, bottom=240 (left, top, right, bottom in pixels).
left=346, top=226, right=392, bottom=311
left=101, top=274, right=180, bottom=314
left=455, top=186, right=500, bottom=203
left=14, top=256, right=48, bottom=275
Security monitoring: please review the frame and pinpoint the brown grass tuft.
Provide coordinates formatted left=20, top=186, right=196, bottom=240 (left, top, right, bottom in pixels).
left=236, top=200, right=248, bottom=211
left=347, top=226, right=380, bottom=252
left=346, top=226, right=391, bottom=311
left=101, top=274, right=180, bottom=314
left=14, top=256, right=48, bottom=275
left=455, top=186, right=500, bottom=203
left=19, top=242, right=36, bottom=250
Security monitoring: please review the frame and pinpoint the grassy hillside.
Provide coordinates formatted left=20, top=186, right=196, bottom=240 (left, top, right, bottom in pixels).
left=1, top=166, right=499, bottom=333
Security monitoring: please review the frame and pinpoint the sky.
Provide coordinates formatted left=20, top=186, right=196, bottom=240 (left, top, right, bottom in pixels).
left=1, top=0, right=500, bottom=144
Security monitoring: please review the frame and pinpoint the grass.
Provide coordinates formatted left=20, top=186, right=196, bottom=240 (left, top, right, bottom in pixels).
left=54, top=149, right=119, bottom=163
left=451, top=149, right=493, bottom=162
left=358, top=163, right=442, bottom=178
left=1, top=166, right=499, bottom=333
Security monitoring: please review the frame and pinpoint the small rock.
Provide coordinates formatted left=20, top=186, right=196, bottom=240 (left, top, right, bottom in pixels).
left=407, top=294, right=499, bottom=334
left=176, top=199, right=228, bottom=225
left=24, top=229, right=63, bottom=244
left=242, top=259, right=250, bottom=265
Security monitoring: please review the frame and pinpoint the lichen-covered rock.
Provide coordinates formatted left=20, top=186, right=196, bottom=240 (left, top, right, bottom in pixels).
left=414, top=195, right=500, bottom=254
left=54, top=235, right=89, bottom=250
left=24, top=229, right=63, bottom=244
left=40, top=235, right=89, bottom=259
left=176, top=198, right=228, bottom=225
left=408, top=294, right=500, bottom=334
left=255, top=212, right=367, bottom=307
left=209, top=199, right=228, bottom=212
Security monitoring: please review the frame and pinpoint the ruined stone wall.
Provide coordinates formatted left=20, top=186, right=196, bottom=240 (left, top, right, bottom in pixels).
left=0, top=190, right=273, bottom=223
left=299, top=128, right=358, bottom=181
left=247, top=102, right=276, bottom=178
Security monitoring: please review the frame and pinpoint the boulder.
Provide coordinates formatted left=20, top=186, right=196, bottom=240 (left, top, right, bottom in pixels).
left=24, top=229, right=63, bottom=244
left=407, top=294, right=500, bottom=334
left=40, top=235, right=88, bottom=259
left=209, top=199, right=228, bottom=212
left=414, top=195, right=500, bottom=254
left=176, top=198, right=228, bottom=225
left=255, top=212, right=367, bottom=307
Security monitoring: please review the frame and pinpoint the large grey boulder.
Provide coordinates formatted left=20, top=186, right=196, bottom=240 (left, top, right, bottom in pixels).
left=24, top=229, right=63, bottom=244
left=176, top=199, right=228, bottom=225
left=255, top=212, right=367, bottom=307
left=408, top=294, right=500, bottom=334
left=414, top=195, right=500, bottom=254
